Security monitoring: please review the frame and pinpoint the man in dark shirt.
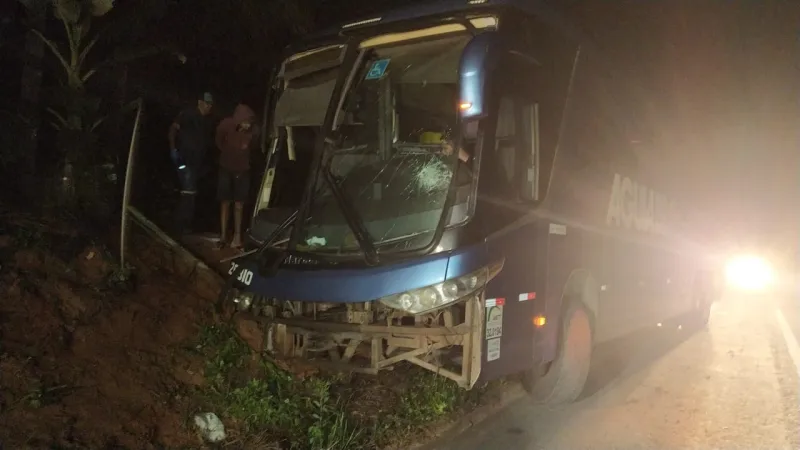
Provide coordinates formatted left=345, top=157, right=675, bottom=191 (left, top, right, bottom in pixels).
left=215, top=103, right=258, bottom=249
left=168, top=92, right=213, bottom=234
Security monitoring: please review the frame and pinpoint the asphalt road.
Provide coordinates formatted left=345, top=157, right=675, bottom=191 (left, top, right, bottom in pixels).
left=424, top=292, right=800, bottom=450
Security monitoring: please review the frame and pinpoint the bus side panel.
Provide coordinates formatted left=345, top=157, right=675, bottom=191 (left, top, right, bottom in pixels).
left=544, top=163, right=674, bottom=344
left=544, top=173, right=699, bottom=347
left=538, top=217, right=586, bottom=363
left=540, top=45, right=660, bottom=345
left=544, top=141, right=700, bottom=341
left=535, top=217, right=652, bottom=360
left=476, top=219, right=548, bottom=382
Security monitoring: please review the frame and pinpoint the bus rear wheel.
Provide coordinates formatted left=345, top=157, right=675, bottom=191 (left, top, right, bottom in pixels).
left=525, top=302, right=592, bottom=405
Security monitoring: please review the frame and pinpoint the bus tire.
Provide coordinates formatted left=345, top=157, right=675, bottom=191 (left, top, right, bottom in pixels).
left=526, top=301, right=593, bottom=405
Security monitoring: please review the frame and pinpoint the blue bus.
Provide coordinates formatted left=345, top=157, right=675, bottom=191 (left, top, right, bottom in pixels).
left=226, top=0, right=716, bottom=404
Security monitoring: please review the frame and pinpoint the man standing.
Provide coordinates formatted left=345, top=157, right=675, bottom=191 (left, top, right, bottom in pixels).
left=168, top=92, right=213, bottom=234
left=215, top=103, right=258, bottom=249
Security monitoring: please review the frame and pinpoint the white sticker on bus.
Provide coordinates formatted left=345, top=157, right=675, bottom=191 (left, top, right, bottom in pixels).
left=485, top=298, right=505, bottom=308
left=237, top=269, right=254, bottom=286
left=485, top=305, right=504, bottom=340
left=487, top=337, right=501, bottom=362
left=549, top=223, right=567, bottom=235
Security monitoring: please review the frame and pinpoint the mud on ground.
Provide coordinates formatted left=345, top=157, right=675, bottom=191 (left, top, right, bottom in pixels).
left=0, top=213, right=213, bottom=449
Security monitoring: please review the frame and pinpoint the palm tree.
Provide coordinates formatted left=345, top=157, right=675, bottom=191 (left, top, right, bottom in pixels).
left=17, top=0, right=114, bottom=209
left=21, top=0, right=186, bottom=218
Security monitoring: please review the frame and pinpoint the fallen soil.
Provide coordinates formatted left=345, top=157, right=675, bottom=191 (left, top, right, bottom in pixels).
left=0, top=212, right=214, bottom=449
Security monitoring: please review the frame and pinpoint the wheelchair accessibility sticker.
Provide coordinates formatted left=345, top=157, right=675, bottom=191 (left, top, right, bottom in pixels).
left=366, top=59, right=390, bottom=80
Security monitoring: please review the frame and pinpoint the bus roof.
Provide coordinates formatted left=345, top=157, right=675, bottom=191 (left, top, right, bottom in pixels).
left=291, top=0, right=583, bottom=53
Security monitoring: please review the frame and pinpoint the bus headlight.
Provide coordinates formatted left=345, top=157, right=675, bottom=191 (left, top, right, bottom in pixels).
left=378, top=267, right=489, bottom=315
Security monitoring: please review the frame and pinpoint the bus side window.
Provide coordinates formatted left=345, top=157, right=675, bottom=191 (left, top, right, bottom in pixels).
left=487, top=98, right=541, bottom=202
left=478, top=97, right=517, bottom=197
left=518, top=102, right=539, bottom=201
left=496, top=98, right=517, bottom=186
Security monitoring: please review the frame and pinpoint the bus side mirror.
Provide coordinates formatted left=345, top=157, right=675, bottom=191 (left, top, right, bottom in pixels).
left=459, top=33, right=498, bottom=119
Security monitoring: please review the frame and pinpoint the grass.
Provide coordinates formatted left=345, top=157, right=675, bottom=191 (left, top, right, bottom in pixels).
left=193, top=324, right=481, bottom=449
left=10, top=224, right=44, bottom=249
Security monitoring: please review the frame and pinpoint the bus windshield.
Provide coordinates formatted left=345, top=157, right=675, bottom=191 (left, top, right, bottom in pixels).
left=275, top=34, right=473, bottom=256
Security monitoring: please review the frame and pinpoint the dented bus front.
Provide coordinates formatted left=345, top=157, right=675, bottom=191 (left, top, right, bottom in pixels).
left=222, top=1, right=581, bottom=389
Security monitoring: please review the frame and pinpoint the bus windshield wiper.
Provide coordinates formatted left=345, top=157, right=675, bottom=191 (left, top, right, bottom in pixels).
left=219, top=209, right=297, bottom=277
left=320, top=152, right=379, bottom=264
left=255, top=209, right=298, bottom=257
left=265, top=155, right=378, bottom=266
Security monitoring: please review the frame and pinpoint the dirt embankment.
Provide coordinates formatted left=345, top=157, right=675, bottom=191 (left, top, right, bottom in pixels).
left=0, top=211, right=509, bottom=449
left=0, top=215, right=215, bottom=449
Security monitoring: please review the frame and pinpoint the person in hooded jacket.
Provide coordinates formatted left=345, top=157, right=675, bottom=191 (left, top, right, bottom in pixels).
left=215, top=103, right=259, bottom=249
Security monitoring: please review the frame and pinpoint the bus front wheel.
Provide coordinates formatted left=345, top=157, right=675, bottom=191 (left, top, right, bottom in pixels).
left=525, top=302, right=593, bottom=405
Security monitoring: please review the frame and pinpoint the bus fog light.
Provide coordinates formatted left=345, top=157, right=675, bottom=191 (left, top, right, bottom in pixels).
left=233, top=292, right=254, bottom=310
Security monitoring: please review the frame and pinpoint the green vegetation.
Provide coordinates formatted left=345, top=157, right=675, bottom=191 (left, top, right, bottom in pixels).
left=194, top=324, right=483, bottom=449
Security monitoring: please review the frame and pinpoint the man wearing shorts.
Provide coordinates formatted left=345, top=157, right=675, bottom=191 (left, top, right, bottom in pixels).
left=215, top=103, right=258, bottom=249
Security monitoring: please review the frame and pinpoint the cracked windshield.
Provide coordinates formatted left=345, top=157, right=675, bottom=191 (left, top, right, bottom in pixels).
left=274, top=34, right=473, bottom=254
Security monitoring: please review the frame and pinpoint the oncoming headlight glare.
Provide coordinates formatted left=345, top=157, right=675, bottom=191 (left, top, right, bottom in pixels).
left=725, top=255, right=774, bottom=292
left=378, top=267, right=489, bottom=315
